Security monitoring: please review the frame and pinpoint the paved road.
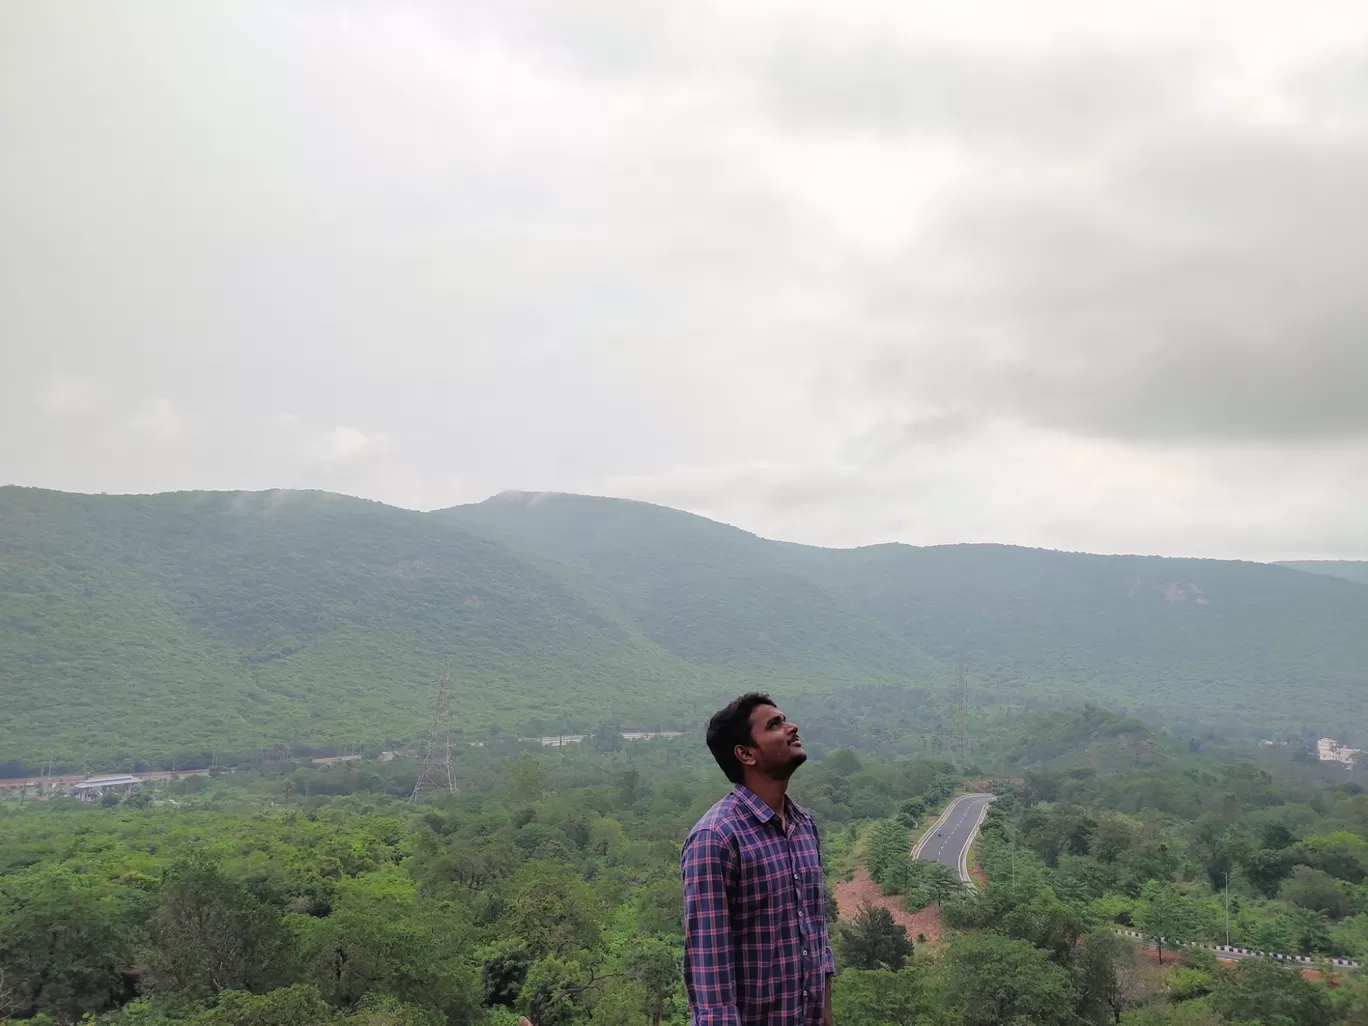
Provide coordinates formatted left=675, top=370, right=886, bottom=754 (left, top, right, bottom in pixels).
left=914, top=792, right=995, bottom=884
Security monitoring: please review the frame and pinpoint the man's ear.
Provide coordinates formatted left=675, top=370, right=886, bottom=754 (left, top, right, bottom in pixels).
left=734, top=744, right=757, bottom=768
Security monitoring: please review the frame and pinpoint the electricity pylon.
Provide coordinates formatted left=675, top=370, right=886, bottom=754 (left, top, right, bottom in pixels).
left=409, top=672, right=457, bottom=800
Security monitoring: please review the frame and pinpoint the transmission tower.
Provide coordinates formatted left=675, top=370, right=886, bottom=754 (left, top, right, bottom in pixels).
left=949, top=651, right=971, bottom=764
left=409, top=672, right=457, bottom=801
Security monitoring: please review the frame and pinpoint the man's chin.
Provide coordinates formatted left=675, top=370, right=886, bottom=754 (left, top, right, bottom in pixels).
left=774, top=748, right=807, bottom=778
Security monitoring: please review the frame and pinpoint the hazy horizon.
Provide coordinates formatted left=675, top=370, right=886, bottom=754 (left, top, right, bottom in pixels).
left=6, top=481, right=1366, bottom=565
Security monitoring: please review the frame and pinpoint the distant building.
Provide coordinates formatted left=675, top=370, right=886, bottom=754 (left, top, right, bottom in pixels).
left=1319, top=738, right=1362, bottom=764
left=538, top=734, right=585, bottom=747
left=72, top=774, right=143, bottom=798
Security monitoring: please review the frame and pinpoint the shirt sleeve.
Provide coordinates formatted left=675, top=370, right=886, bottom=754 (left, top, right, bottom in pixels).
left=815, top=826, right=837, bottom=975
left=682, top=827, right=741, bottom=1026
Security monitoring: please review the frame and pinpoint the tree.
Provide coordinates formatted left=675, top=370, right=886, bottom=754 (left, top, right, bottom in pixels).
left=936, top=933, right=1075, bottom=1026
left=517, top=957, right=586, bottom=1026
left=149, top=858, right=295, bottom=998
left=0, top=968, right=21, bottom=1022
left=482, top=941, right=534, bottom=1007
left=1113, top=944, right=1165, bottom=1016
left=866, top=820, right=912, bottom=884
left=1286, top=907, right=1333, bottom=954
left=1242, top=847, right=1294, bottom=897
left=0, top=877, right=135, bottom=1022
left=296, top=882, right=479, bottom=1023
left=832, top=967, right=928, bottom=1026
left=506, top=756, right=547, bottom=807
left=1191, top=818, right=1249, bottom=890
left=878, top=852, right=918, bottom=896
left=507, top=861, right=602, bottom=959
left=838, top=903, right=914, bottom=971
left=919, top=864, right=963, bottom=913
left=1071, top=931, right=1126, bottom=1026
left=615, top=768, right=641, bottom=808
left=627, top=938, right=680, bottom=1026
left=1210, top=957, right=1334, bottom=1026
left=1331, top=971, right=1368, bottom=1026
left=1135, top=881, right=1201, bottom=964
left=1290, top=832, right=1368, bottom=883
left=896, top=798, right=926, bottom=829
left=591, top=722, right=623, bottom=754
left=1000, top=891, right=1086, bottom=963
left=1280, top=866, right=1352, bottom=920
left=192, top=983, right=342, bottom=1026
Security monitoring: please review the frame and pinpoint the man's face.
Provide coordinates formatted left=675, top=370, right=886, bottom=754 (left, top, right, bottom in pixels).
left=739, top=703, right=806, bottom=780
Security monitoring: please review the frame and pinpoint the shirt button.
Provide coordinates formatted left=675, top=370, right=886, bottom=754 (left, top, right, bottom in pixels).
left=797, top=910, right=803, bottom=917
left=793, top=872, right=800, bottom=881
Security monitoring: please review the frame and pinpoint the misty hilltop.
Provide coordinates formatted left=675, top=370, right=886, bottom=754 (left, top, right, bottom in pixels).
left=3, top=485, right=1366, bottom=768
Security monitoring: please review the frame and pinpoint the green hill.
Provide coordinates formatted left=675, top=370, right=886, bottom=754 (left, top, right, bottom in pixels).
left=772, top=540, right=1368, bottom=736
left=0, top=488, right=745, bottom=769
left=438, top=492, right=938, bottom=684
left=446, top=492, right=1368, bottom=742
left=1276, top=560, right=1368, bottom=584
left=3, top=486, right=1367, bottom=769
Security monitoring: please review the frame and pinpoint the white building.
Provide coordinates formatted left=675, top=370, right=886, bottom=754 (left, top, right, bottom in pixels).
left=1318, top=738, right=1362, bottom=764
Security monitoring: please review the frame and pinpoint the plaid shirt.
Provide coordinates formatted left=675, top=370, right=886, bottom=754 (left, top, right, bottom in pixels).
left=682, top=785, right=835, bottom=1026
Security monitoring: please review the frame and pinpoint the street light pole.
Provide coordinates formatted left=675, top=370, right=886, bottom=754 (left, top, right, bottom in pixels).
left=1223, top=871, right=1230, bottom=946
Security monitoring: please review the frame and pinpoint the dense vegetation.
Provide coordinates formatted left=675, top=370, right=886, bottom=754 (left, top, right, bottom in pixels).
left=0, top=736, right=948, bottom=1025
left=448, top=493, right=1368, bottom=743
left=828, top=715, right=1368, bottom=1026
left=5, top=486, right=1368, bottom=768
left=9, top=714, right=1368, bottom=1026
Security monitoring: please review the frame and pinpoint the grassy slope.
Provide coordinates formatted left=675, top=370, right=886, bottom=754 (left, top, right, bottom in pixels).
left=5, top=486, right=1368, bottom=767
left=451, top=493, right=1368, bottom=740
left=439, top=492, right=941, bottom=685
left=773, top=540, right=1368, bottom=734
left=0, top=488, right=727, bottom=767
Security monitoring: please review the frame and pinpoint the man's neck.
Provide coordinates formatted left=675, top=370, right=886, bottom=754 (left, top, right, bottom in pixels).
left=743, top=773, right=789, bottom=826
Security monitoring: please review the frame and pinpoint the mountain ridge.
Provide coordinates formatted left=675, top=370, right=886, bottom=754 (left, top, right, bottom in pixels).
left=4, top=484, right=1367, bottom=768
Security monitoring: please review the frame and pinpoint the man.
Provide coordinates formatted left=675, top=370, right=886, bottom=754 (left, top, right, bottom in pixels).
left=682, top=693, right=835, bottom=1026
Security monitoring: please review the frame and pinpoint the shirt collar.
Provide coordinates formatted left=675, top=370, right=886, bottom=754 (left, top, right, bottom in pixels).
left=733, top=783, right=804, bottom=826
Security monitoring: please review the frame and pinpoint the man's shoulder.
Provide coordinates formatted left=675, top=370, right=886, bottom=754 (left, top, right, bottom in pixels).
left=685, top=790, right=747, bottom=845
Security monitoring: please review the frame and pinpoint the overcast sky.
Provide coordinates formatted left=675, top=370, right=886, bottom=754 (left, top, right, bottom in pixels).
left=4, top=1, right=1368, bottom=559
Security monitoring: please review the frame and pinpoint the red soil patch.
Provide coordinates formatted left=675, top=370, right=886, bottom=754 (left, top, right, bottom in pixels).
left=835, top=867, right=944, bottom=943
left=970, top=864, right=988, bottom=888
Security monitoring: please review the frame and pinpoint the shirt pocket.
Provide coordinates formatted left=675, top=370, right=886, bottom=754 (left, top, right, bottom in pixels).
left=800, top=861, right=826, bottom=919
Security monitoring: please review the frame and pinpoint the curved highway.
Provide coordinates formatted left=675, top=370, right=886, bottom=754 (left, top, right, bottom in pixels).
left=914, top=792, right=994, bottom=884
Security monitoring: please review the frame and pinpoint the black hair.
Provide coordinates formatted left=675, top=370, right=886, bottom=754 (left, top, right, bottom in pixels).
left=706, top=692, right=775, bottom=783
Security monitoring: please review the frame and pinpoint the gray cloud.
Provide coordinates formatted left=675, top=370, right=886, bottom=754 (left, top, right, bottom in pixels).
left=763, top=34, right=1191, bottom=147
left=3, top=1, right=1368, bottom=559
left=849, top=127, right=1368, bottom=444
